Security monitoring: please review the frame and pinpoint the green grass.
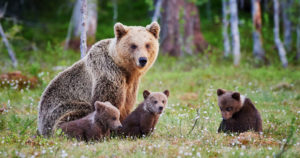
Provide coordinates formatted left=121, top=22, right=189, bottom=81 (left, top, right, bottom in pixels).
left=0, top=49, right=299, bottom=158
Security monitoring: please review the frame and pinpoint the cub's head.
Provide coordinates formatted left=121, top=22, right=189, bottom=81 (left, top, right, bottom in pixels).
left=94, top=101, right=122, bottom=130
left=217, top=89, right=245, bottom=120
left=112, top=22, right=160, bottom=73
left=143, top=90, right=169, bottom=114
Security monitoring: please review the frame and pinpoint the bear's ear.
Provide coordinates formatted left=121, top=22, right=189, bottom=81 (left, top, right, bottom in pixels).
left=114, top=22, right=128, bottom=40
left=232, top=92, right=240, bottom=101
left=146, top=22, right=160, bottom=39
left=217, top=89, right=226, bottom=96
left=163, top=90, right=169, bottom=97
left=143, top=90, right=151, bottom=99
left=94, top=101, right=107, bottom=113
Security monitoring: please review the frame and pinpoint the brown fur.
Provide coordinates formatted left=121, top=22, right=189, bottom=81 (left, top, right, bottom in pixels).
left=59, top=101, right=121, bottom=142
left=217, top=89, right=263, bottom=133
left=118, top=90, right=169, bottom=137
left=38, top=22, right=160, bottom=136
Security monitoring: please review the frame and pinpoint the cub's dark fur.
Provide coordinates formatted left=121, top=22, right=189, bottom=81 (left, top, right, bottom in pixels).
left=59, top=101, right=122, bottom=141
left=118, top=90, right=169, bottom=137
left=217, top=89, right=262, bottom=133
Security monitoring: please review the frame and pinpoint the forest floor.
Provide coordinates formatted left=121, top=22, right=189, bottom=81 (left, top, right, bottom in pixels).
left=0, top=51, right=299, bottom=158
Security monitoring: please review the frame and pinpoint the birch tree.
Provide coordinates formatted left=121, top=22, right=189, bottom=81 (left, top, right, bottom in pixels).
left=152, top=0, right=163, bottom=22
left=222, top=0, right=231, bottom=57
left=113, top=0, right=118, bottom=23
left=65, top=0, right=98, bottom=50
left=281, top=0, right=292, bottom=52
left=80, top=0, right=87, bottom=58
left=0, top=4, right=18, bottom=67
left=252, top=0, right=265, bottom=61
left=229, top=0, right=241, bottom=66
left=297, top=20, right=300, bottom=60
left=273, top=0, right=288, bottom=67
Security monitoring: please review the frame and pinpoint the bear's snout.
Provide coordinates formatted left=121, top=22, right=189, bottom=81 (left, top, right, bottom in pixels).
left=138, top=57, right=148, bottom=67
left=159, top=106, right=163, bottom=111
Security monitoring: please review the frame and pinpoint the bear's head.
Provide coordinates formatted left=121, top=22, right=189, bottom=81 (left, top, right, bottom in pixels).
left=111, top=22, right=160, bottom=74
left=94, top=101, right=122, bottom=130
left=143, top=90, right=169, bottom=114
left=217, top=89, right=245, bottom=120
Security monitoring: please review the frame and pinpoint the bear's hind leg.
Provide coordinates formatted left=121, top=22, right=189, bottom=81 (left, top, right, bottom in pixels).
left=43, top=101, right=93, bottom=136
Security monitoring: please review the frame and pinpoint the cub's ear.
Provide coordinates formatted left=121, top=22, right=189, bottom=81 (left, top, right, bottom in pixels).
left=163, top=90, right=169, bottom=97
left=94, top=101, right=107, bottom=113
left=146, top=21, right=160, bottom=39
left=143, top=90, right=151, bottom=99
left=217, top=89, right=226, bottom=96
left=114, top=22, right=128, bottom=40
left=232, top=92, right=240, bottom=100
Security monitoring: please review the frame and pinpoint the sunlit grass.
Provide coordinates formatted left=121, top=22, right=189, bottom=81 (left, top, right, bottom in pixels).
left=0, top=50, right=299, bottom=157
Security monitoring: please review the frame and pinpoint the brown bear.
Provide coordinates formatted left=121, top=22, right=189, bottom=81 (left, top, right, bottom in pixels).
left=38, top=22, right=160, bottom=136
left=118, top=90, right=169, bottom=138
left=59, top=101, right=122, bottom=142
left=217, top=89, right=263, bottom=133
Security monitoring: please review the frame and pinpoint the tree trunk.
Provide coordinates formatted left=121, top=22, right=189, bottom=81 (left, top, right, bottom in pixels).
left=160, top=0, right=208, bottom=56
left=152, top=0, right=163, bottom=22
left=297, top=21, right=300, bottom=60
left=229, top=0, right=241, bottom=66
left=273, top=0, right=288, bottom=67
left=0, top=22, right=18, bottom=67
left=240, top=0, right=245, bottom=9
left=113, top=0, right=118, bottom=23
left=65, top=0, right=98, bottom=51
left=206, top=0, right=212, bottom=21
left=281, top=0, right=292, bottom=52
left=80, top=0, right=87, bottom=58
left=222, top=0, right=231, bottom=57
left=252, top=0, right=265, bottom=61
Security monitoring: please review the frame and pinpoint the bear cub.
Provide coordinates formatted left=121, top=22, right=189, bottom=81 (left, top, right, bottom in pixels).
left=59, top=101, right=122, bottom=141
left=118, top=90, right=169, bottom=137
left=217, top=89, right=262, bottom=133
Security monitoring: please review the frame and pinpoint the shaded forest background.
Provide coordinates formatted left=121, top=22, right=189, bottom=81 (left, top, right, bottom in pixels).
left=0, top=0, right=299, bottom=69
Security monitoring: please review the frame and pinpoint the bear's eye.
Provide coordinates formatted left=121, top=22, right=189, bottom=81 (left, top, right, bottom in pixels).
left=131, top=44, right=137, bottom=49
left=112, top=117, right=117, bottom=121
left=145, top=44, right=150, bottom=49
left=154, top=100, right=158, bottom=104
left=226, top=107, right=233, bottom=111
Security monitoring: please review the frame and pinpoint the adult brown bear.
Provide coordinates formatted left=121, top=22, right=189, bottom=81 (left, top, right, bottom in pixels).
left=38, top=22, right=160, bottom=136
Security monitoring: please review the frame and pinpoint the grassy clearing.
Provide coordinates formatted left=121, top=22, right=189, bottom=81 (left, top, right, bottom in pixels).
left=0, top=51, right=299, bottom=158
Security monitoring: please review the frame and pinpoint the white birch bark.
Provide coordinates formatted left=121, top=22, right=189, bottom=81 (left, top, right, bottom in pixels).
left=273, top=0, right=288, bottom=67
left=281, top=0, right=292, bottom=52
left=65, top=0, right=97, bottom=48
left=113, top=0, right=118, bottom=23
left=80, top=0, right=87, bottom=58
left=0, top=22, right=18, bottom=67
left=297, top=21, right=300, bottom=60
left=230, top=0, right=241, bottom=66
left=252, top=0, right=265, bottom=60
left=152, top=0, right=163, bottom=22
left=222, top=0, right=231, bottom=57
